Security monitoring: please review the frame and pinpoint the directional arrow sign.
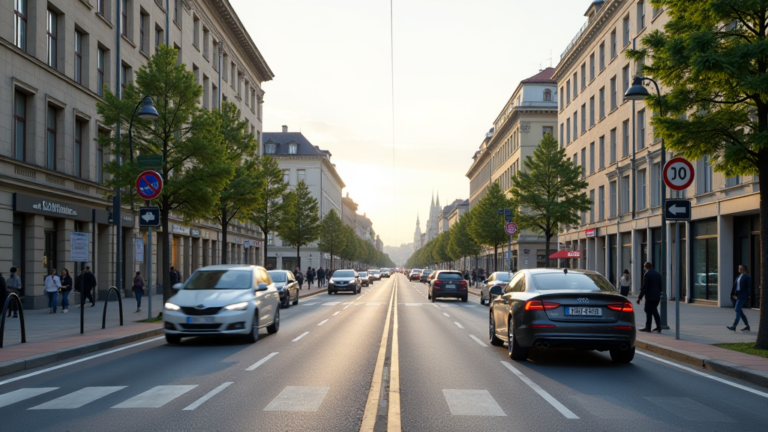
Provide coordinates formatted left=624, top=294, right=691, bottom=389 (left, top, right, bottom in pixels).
left=139, top=207, right=161, bottom=227
left=664, top=199, right=691, bottom=221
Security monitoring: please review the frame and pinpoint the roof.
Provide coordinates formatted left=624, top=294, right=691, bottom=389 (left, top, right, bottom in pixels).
left=262, top=132, right=333, bottom=157
left=198, top=264, right=261, bottom=271
left=520, top=67, right=556, bottom=84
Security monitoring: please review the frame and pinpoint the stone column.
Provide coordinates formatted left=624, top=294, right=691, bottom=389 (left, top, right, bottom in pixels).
left=57, top=218, right=74, bottom=282
left=25, top=214, right=45, bottom=309
left=717, top=214, right=733, bottom=308
left=0, top=204, right=13, bottom=273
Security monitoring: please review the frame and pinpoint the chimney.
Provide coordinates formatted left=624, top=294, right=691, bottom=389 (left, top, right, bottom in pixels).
left=282, top=125, right=288, bottom=133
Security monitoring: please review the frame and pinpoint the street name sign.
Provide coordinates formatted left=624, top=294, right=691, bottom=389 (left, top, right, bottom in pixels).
left=505, top=222, right=518, bottom=235
left=136, top=170, right=163, bottom=200
left=663, top=157, right=695, bottom=191
left=137, top=154, right=163, bottom=170
left=139, top=207, right=161, bottom=227
left=665, top=199, right=691, bottom=221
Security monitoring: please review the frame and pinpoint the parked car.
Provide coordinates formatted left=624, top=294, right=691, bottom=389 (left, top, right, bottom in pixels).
left=358, top=271, right=370, bottom=287
left=163, top=265, right=280, bottom=344
left=267, top=270, right=300, bottom=308
left=382, top=269, right=391, bottom=278
left=328, top=269, right=362, bottom=294
left=489, top=269, right=636, bottom=363
left=409, top=269, right=422, bottom=281
left=369, top=269, right=382, bottom=281
left=427, top=270, right=468, bottom=302
left=420, top=269, right=433, bottom=283
left=480, top=272, right=513, bottom=306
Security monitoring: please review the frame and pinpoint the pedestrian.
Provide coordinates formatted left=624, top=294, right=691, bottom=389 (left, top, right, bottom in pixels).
left=306, top=267, right=314, bottom=289
left=317, top=267, right=326, bottom=287
left=619, top=269, right=631, bottom=297
left=170, top=266, right=179, bottom=285
left=133, top=271, right=146, bottom=313
left=728, top=265, right=751, bottom=331
left=59, top=268, right=73, bottom=313
left=463, top=270, right=469, bottom=281
left=7, top=267, right=22, bottom=318
left=637, top=262, right=662, bottom=333
left=81, top=266, right=97, bottom=307
left=44, top=268, right=62, bottom=314
left=176, top=268, right=182, bottom=284
left=295, top=267, right=304, bottom=290
left=0, top=271, right=7, bottom=315
left=471, top=269, right=477, bottom=287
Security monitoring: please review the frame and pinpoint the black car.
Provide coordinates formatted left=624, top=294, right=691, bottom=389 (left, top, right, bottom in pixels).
left=489, top=269, right=636, bottom=363
left=480, top=272, right=513, bottom=305
left=420, top=269, right=433, bottom=283
left=427, top=271, right=468, bottom=302
left=328, top=270, right=361, bottom=294
left=267, top=270, right=300, bottom=308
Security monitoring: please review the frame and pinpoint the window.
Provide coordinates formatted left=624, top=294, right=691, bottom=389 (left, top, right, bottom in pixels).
left=543, top=89, right=552, bottom=101
left=610, top=76, right=617, bottom=110
left=610, top=181, right=617, bottom=217
left=140, top=11, right=148, bottom=52
left=288, top=143, right=297, bottom=154
left=638, top=169, right=647, bottom=210
left=581, top=148, right=586, bottom=178
left=282, top=169, right=290, bottom=184
left=97, top=47, right=105, bottom=96
left=155, top=25, right=163, bottom=49
left=623, top=15, right=630, bottom=47
left=599, top=136, right=605, bottom=169
left=598, top=186, right=605, bottom=221
left=589, top=142, right=595, bottom=174
left=193, top=15, right=200, bottom=48
left=621, top=175, right=630, bottom=214
left=590, top=189, right=595, bottom=223
left=174, top=0, right=181, bottom=25
left=622, top=119, right=630, bottom=157
left=560, top=123, right=564, bottom=147
left=74, top=120, right=84, bottom=178
left=97, top=0, right=105, bottom=17
left=267, top=233, right=274, bottom=246
left=13, top=91, right=26, bottom=161
left=581, top=104, right=586, bottom=133
left=638, top=109, right=646, bottom=149
left=298, top=169, right=306, bottom=183
left=121, top=0, right=129, bottom=38
left=599, top=42, right=605, bottom=71
left=121, top=63, right=131, bottom=91
left=573, top=112, right=578, bottom=138
left=599, top=87, right=606, bottom=119
left=589, top=96, right=595, bottom=127
left=589, top=53, right=595, bottom=80
left=46, top=106, right=57, bottom=170
left=573, top=73, right=578, bottom=98
left=265, top=143, right=276, bottom=154
left=75, top=30, right=84, bottom=84
left=726, top=176, right=741, bottom=188
left=581, top=63, right=586, bottom=90
left=223, top=53, right=229, bottom=81
left=203, top=27, right=210, bottom=59
left=47, top=9, right=58, bottom=69
left=566, top=80, right=571, bottom=105
left=653, top=6, right=662, bottom=18
left=560, top=86, right=564, bottom=109
left=231, top=62, right=236, bottom=88
left=97, top=133, right=107, bottom=183
left=638, top=0, right=646, bottom=29
left=212, top=84, right=218, bottom=109
left=651, top=162, right=661, bottom=206
left=610, top=128, right=617, bottom=164
left=702, top=155, right=713, bottom=193
left=543, top=126, right=553, bottom=138
left=203, top=75, right=209, bottom=109
left=566, top=118, right=571, bottom=143
left=622, top=64, right=630, bottom=94
left=14, top=0, right=27, bottom=51
left=611, top=29, right=617, bottom=59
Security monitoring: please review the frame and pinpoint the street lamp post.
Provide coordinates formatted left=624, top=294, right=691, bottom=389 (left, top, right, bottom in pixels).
left=624, top=76, right=670, bottom=329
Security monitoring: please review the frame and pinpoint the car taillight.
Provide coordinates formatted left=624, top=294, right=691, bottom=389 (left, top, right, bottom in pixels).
left=434, top=280, right=442, bottom=289
left=530, top=324, right=556, bottom=328
left=613, top=326, right=633, bottom=330
left=607, top=302, right=634, bottom=313
left=524, top=300, right=560, bottom=311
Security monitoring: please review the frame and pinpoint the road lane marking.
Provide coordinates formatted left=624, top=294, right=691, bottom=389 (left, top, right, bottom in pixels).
left=318, top=319, right=329, bottom=326
left=388, top=278, right=401, bottom=432
left=443, top=313, right=450, bottom=317
left=0, top=388, right=58, bottom=408
left=246, top=352, right=279, bottom=371
left=292, top=332, right=310, bottom=342
left=501, top=362, right=579, bottom=419
left=344, top=305, right=351, bottom=309
left=112, top=385, right=198, bottom=408
left=333, top=311, right=340, bottom=316
left=442, top=389, right=506, bottom=416
left=183, top=382, right=233, bottom=411
left=0, top=337, right=165, bottom=387
left=636, top=351, right=768, bottom=399
left=454, top=322, right=464, bottom=329
left=469, top=335, right=488, bottom=347
left=30, top=386, right=126, bottom=410
left=322, top=302, right=341, bottom=306
left=405, top=303, right=422, bottom=306
left=302, top=303, right=318, bottom=306
left=264, top=386, right=330, bottom=412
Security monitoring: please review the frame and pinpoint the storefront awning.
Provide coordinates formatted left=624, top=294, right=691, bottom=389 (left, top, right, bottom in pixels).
left=549, top=250, right=581, bottom=259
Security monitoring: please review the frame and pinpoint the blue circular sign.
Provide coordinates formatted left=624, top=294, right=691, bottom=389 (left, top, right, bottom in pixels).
left=136, top=170, right=163, bottom=200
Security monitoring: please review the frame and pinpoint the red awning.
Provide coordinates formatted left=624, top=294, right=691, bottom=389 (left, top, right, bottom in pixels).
left=549, top=250, right=582, bottom=259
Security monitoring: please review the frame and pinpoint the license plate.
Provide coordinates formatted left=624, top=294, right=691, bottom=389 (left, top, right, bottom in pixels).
left=566, top=307, right=602, bottom=316
left=186, top=317, right=216, bottom=324
left=446, top=284, right=456, bottom=290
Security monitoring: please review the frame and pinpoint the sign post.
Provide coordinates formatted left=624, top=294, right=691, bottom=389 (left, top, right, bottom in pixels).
left=137, top=171, right=163, bottom=322
left=505, top=222, right=517, bottom=276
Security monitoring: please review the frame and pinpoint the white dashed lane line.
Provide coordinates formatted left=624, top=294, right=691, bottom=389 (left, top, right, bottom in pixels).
left=317, top=319, right=329, bottom=326
left=469, top=334, right=487, bottom=347
left=292, top=332, right=310, bottom=342
left=332, top=311, right=340, bottom=316
left=454, top=322, right=464, bottom=329
left=246, top=352, right=279, bottom=371
left=501, top=361, right=579, bottom=419
left=443, top=313, right=450, bottom=317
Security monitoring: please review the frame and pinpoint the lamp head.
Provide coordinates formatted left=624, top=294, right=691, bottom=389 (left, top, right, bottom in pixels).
left=624, top=77, right=650, bottom=101
left=137, top=97, right=160, bottom=120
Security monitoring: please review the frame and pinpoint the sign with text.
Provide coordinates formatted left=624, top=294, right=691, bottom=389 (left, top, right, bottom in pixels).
left=585, top=228, right=596, bottom=238
left=70, top=232, right=90, bottom=262
left=134, top=238, right=144, bottom=262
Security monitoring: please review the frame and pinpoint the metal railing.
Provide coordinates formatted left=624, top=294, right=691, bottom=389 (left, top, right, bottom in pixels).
left=102, top=286, right=124, bottom=329
left=0, top=293, right=26, bottom=348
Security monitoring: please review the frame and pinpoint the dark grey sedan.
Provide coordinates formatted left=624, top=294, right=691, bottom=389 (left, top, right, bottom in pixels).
left=328, top=270, right=361, bottom=295
left=489, top=269, right=636, bottom=363
left=267, top=270, right=300, bottom=309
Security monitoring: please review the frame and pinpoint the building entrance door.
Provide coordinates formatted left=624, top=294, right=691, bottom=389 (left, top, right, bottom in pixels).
left=44, top=230, right=57, bottom=277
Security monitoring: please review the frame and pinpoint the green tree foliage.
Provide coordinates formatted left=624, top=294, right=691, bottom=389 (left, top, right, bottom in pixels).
left=509, top=133, right=590, bottom=267
left=318, top=210, right=346, bottom=272
left=627, top=0, right=768, bottom=348
left=449, top=211, right=482, bottom=269
left=340, top=225, right=360, bottom=265
left=97, top=45, right=231, bottom=301
left=278, top=181, right=321, bottom=270
left=252, top=155, right=289, bottom=266
left=468, top=182, right=512, bottom=272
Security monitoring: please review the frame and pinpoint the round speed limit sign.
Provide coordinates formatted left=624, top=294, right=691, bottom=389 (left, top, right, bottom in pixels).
left=663, top=157, right=694, bottom=191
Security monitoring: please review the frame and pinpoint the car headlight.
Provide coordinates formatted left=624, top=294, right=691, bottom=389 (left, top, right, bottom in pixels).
left=224, top=301, right=249, bottom=311
left=329, top=279, right=335, bottom=285
left=164, top=302, right=181, bottom=311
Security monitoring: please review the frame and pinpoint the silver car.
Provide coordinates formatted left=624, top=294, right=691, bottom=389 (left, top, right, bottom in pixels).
left=163, top=265, right=281, bottom=344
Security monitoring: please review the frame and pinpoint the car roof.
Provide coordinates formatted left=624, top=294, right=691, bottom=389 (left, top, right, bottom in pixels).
left=520, top=268, right=600, bottom=276
left=196, top=265, right=260, bottom=271
left=267, top=270, right=291, bottom=274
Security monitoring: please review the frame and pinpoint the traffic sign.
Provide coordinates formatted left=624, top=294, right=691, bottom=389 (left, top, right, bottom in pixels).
left=137, top=154, right=163, bottom=170
left=136, top=170, right=163, bottom=200
left=663, top=157, right=694, bottom=191
left=504, top=208, right=513, bottom=222
left=505, top=222, right=518, bottom=235
left=139, top=207, right=161, bottom=227
left=665, top=199, right=691, bottom=221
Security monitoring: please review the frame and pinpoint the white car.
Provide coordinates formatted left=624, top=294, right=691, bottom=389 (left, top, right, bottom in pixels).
left=163, top=265, right=280, bottom=344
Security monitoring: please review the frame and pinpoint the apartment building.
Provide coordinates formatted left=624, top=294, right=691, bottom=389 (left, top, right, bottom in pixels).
left=466, top=68, right=559, bottom=272
left=554, top=0, right=759, bottom=308
left=1, top=0, right=273, bottom=308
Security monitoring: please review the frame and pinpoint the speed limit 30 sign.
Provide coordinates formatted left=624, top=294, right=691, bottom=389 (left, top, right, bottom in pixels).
left=663, top=157, right=694, bottom=191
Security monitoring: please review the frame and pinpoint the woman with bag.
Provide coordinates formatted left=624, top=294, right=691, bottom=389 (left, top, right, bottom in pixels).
left=44, top=268, right=61, bottom=314
left=133, top=271, right=146, bottom=313
left=59, top=268, right=73, bottom=313
left=619, top=269, right=631, bottom=297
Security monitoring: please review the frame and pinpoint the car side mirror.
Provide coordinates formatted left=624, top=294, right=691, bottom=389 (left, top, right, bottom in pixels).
left=257, top=283, right=269, bottom=291
left=489, top=286, right=503, bottom=296
left=172, top=283, right=183, bottom=290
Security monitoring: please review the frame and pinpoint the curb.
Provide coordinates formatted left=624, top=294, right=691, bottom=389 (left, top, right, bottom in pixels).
left=635, top=339, right=768, bottom=389
left=0, top=327, right=163, bottom=378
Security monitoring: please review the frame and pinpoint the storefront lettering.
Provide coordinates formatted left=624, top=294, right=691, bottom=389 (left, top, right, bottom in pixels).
left=35, top=200, right=79, bottom=217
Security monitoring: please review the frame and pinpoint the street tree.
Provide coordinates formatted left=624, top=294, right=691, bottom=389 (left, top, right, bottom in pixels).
left=449, top=212, right=482, bottom=271
left=509, top=133, right=590, bottom=267
left=318, top=209, right=346, bottom=272
left=97, top=45, right=231, bottom=301
left=278, top=180, right=321, bottom=270
left=627, top=0, right=768, bottom=348
left=469, top=182, right=512, bottom=272
left=252, top=155, right=289, bottom=266
left=340, top=225, right=359, bottom=268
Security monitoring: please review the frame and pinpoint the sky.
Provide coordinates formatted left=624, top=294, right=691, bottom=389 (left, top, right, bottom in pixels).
left=233, top=0, right=589, bottom=248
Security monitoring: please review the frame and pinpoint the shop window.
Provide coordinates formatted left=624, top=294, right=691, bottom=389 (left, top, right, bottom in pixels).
left=691, top=220, right=718, bottom=301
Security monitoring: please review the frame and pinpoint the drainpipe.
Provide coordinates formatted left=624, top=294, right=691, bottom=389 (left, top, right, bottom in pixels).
left=114, top=0, right=124, bottom=296
left=166, top=0, right=170, bottom=46
left=631, top=37, right=637, bottom=221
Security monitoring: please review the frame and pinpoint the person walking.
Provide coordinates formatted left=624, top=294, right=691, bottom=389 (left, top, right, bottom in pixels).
left=295, top=267, right=304, bottom=290
left=7, top=267, right=22, bottom=318
left=44, top=268, right=62, bottom=314
left=306, top=267, right=314, bottom=289
left=169, top=266, right=179, bottom=286
left=81, top=266, right=97, bottom=307
left=637, top=262, right=662, bottom=333
left=0, top=271, right=7, bottom=315
left=317, top=267, right=326, bottom=288
left=133, top=271, right=146, bottom=313
left=619, top=269, right=631, bottom=297
left=471, top=269, right=477, bottom=287
left=728, top=265, right=751, bottom=331
left=59, top=268, right=73, bottom=313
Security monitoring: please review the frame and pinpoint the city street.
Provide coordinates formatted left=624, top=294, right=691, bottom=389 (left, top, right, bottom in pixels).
left=0, top=274, right=766, bottom=431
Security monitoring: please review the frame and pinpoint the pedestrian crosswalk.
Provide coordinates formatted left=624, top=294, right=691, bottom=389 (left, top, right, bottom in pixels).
left=0, top=385, right=205, bottom=411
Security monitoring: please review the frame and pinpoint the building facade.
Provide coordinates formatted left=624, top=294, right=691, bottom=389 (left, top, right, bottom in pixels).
left=1, top=0, right=272, bottom=308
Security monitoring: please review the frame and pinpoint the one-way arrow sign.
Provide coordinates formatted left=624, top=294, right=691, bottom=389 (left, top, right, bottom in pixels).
left=665, top=199, right=691, bottom=221
left=139, top=207, right=161, bottom=227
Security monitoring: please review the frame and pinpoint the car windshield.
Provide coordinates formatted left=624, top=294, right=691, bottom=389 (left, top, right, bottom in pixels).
left=267, top=271, right=287, bottom=283
left=531, top=273, right=617, bottom=292
left=422, top=270, right=432, bottom=275
left=495, top=273, right=512, bottom=282
left=437, top=272, right=463, bottom=281
left=333, top=270, right=355, bottom=278
left=359, top=272, right=368, bottom=277
left=184, top=270, right=253, bottom=290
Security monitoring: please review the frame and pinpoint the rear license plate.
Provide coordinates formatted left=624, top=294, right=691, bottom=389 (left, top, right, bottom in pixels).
left=446, top=284, right=456, bottom=290
left=566, top=307, right=602, bottom=316
left=186, top=317, right=216, bottom=324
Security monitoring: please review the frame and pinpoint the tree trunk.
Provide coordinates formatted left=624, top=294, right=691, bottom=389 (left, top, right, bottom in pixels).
left=262, top=231, right=269, bottom=269
left=220, top=209, right=228, bottom=265
left=544, top=232, right=552, bottom=269
left=297, top=245, right=301, bottom=272
left=161, top=197, right=172, bottom=303
left=756, top=155, right=768, bottom=349
left=493, top=244, right=498, bottom=272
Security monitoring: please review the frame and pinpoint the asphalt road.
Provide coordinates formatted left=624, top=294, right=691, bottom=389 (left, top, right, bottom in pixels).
left=0, top=274, right=766, bottom=431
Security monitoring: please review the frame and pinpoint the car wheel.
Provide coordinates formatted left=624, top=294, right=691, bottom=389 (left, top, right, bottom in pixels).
left=508, top=319, right=529, bottom=361
left=461, top=296, right=468, bottom=303
left=267, top=309, right=280, bottom=334
left=292, top=292, right=299, bottom=306
left=610, top=347, right=635, bottom=363
left=165, top=334, right=181, bottom=344
left=430, top=293, right=436, bottom=303
left=489, top=313, right=504, bottom=346
left=281, top=295, right=290, bottom=309
left=245, top=311, right=259, bottom=343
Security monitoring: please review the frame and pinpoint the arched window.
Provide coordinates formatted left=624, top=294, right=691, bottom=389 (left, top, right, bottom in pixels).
left=544, top=89, right=552, bottom=102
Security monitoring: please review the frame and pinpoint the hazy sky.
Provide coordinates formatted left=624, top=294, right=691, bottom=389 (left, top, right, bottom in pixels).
left=234, top=0, right=588, bottom=248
